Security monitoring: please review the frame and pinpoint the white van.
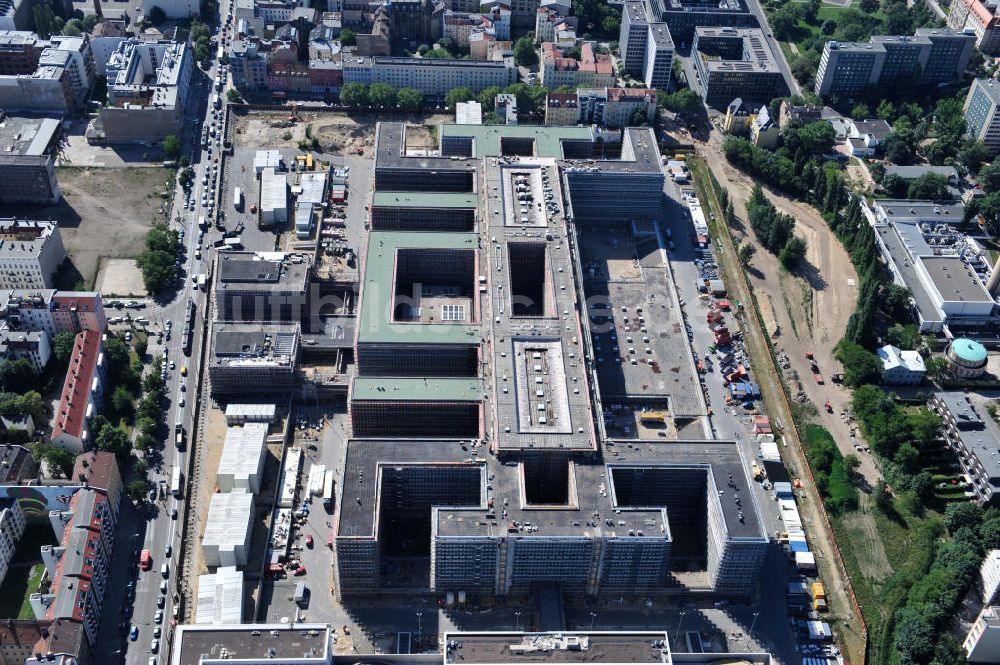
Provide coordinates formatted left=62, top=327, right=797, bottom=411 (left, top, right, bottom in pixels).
left=161, top=562, right=170, bottom=579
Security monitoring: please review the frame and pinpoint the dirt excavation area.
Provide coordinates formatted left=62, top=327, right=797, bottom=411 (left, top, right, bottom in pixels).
left=31, top=166, right=174, bottom=288
left=698, top=136, right=874, bottom=482
left=232, top=112, right=452, bottom=154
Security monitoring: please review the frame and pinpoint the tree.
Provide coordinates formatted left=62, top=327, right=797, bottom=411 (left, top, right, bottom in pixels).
left=658, top=88, right=703, bottom=117
left=820, top=18, right=836, bottom=35
left=980, top=160, right=1000, bottom=194
left=339, top=28, right=356, bottom=46
left=769, top=3, right=802, bottom=40
left=881, top=172, right=908, bottom=197
left=424, top=47, right=454, bottom=59
left=738, top=243, right=756, bottom=267
left=110, top=385, right=135, bottom=420
left=163, top=134, right=182, bottom=159
left=397, top=87, right=424, bottom=109
left=959, top=139, right=987, bottom=172
left=779, top=236, right=807, bottom=270
left=96, top=424, right=130, bottom=457
left=945, top=501, right=984, bottom=533
left=882, top=283, right=913, bottom=320
left=876, top=99, right=895, bottom=121
left=339, top=82, right=368, bottom=107
left=894, top=442, right=920, bottom=473
left=894, top=608, right=935, bottom=664
left=858, top=0, right=877, bottom=10
left=514, top=36, right=538, bottom=67
left=134, top=433, right=157, bottom=453
left=907, top=172, right=952, bottom=200
left=30, top=443, right=73, bottom=478
left=52, top=331, right=76, bottom=363
left=226, top=88, right=243, bottom=103
left=925, top=356, right=949, bottom=380
left=835, top=341, right=883, bottom=387
left=128, top=479, right=152, bottom=504
left=0, top=390, right=47, bottom=426
left=445, top=86, right=475, bottom=110
left=802, top=0, right=821, bottom=23
left=368, top=83, right=396, bottom=108
left=851, top=103, right=871, bottom=121
left=0, top=359, right=38, bottom=394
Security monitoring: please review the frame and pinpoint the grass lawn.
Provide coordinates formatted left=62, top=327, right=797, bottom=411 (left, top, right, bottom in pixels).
left=777, top=4, right=887, bottom=58
left=0, top=524, right=59, bottom=619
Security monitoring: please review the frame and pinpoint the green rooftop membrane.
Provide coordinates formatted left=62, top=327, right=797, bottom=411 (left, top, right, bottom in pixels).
left=372, top=192, right=479, bottom=209
left=358, top=230, right=480, bottom=345
left=351, top=376, right=482, bottom=401
left=439, top=124, right=594, bottom=158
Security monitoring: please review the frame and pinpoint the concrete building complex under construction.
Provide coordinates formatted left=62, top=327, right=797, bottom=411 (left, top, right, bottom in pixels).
left=335, top=123, right=767, bottom=602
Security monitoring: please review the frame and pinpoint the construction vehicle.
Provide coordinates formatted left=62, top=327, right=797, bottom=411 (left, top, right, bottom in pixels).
left=811, top=582, right=827, bottom=611
left=639, top=411, right=667, bottom=425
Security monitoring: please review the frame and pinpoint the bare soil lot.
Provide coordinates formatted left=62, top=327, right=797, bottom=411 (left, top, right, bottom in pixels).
left=232, top=112, right=452, bottom=155
left=31, top=166, right=174, bottom=288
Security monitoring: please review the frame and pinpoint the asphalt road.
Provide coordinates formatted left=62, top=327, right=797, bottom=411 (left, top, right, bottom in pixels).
left=90, top=5, right=234, bottom=664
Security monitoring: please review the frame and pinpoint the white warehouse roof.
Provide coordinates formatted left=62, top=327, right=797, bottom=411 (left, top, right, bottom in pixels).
left=261, top=168, right=288, bottom=214
left=196, top=566, right=244, bottom=624
left=202, top=489, right=255, bottom=568
left=217, top=422, right=268, bottom=494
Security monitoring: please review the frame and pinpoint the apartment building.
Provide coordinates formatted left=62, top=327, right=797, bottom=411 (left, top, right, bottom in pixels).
left=230, top=40, right=267, bottom=92
left=0, top=114, right=61, bottom=205
left=966, top=77, right=1000, bottom=157
left=618, top=0, right=674, bottom=89
left=0, top=444, right=38, bottom=483
left=0, top=0, right=32, bottom=32
left=34, top=486, right=118, bottom=647
left=540, top=42, right=615, bottom=89
left=576, top=87, right=657, bottom=128
left=97, top=39, right=193, bottom=142
left=535, top=6, right=576, bottom=43
left=1, top=289, right=107, bottom=337
left=50, top=330, right=106, bottom=453
left=0, top=219, right=65, bottom=289
left=544, top=91, right=578, bottom=125
left=948, top=0, right=1000, bottom=55
left=876, top=344, right=926, bottom=385
left=966, top=606, right=1000, bottom=662
left=815, top=29, right=974, bottom=98
left=692, top=27, right=786, bottom=108
left=209, top=323, right=299, bottom=396
left=342, top=54, right=517, bottom=96
left=931, top=392, right=1000, bottom=505
left=981, top=549, right=1000, bottom=606
left=0, top=330, right=51, bottom=369
left=0, top=498, right=25, bottom=586
left=171, top=624, right=332, bottom=665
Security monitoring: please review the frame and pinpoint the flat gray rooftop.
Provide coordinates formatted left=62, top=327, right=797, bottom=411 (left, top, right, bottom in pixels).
left=921, top=255, right=992, bottom=303
left=876, top=225, right=941, bottom=325
left=0, top=115, right=59, bottom=158
left=443, top=632, right=670, bottom=664
left=216, top=251, right=310, bottom=291
left=337, top=437, right=763, bottom=541
left=213, top=323, right=299, bottom=358
left=171, top=624, right=329, bottom=665
left=875, top=199, right=964, bottom=224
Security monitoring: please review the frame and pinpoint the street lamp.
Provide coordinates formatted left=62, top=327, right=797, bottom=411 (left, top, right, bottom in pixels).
left=589, top=612, right=597, bottom=631
left=515, top=611, right=522, bottom=631
left=416, top=611, right=423, bottom=649
left=747, top=612, right=760, bottom=648
left=673, top=611, right=686, bottom=646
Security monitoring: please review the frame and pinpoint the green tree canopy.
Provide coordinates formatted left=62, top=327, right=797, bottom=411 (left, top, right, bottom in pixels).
left=835, top=341, right=883, bottom=388
left=513, top=36, right=537, bottom=67
left=339, top=82, right=368, bottom=107
left=397, top=87, right=424, bottom=108
left=906, top=172, right=952, bottom=200
left=52, top=331, right=76, bottom=364
left=445, top=86, right=475, bottom=110
left=368, top=83, right=397, bottom=107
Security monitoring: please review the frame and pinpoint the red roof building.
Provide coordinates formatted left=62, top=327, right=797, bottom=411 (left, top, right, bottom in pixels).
left=540, top=41, right=615, bottom=89
left=50, top=331, right=105, bottom=454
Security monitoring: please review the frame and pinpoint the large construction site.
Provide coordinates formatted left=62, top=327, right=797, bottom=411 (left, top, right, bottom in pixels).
left=333, top=123, right=768, bottom=602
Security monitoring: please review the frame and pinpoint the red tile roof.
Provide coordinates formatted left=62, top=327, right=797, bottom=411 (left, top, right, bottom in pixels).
left=542, top=42, right=613, bottom=75
left=51, top=331, right=102, bottom=444
left=607, top=87, right=656, bottom=102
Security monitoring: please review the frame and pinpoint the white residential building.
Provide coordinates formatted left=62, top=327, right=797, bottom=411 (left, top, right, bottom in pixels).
left=0, top=219, right=65, bottom=290
left=982, top=550, right=1000, bottom=606
left=966, top=606, right=1000, bottom=662
left=202, top=489, right=255, bottom=568
left=0, top=498, right=25, bottom=586
left=877, top=344, right=926, bottom=385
